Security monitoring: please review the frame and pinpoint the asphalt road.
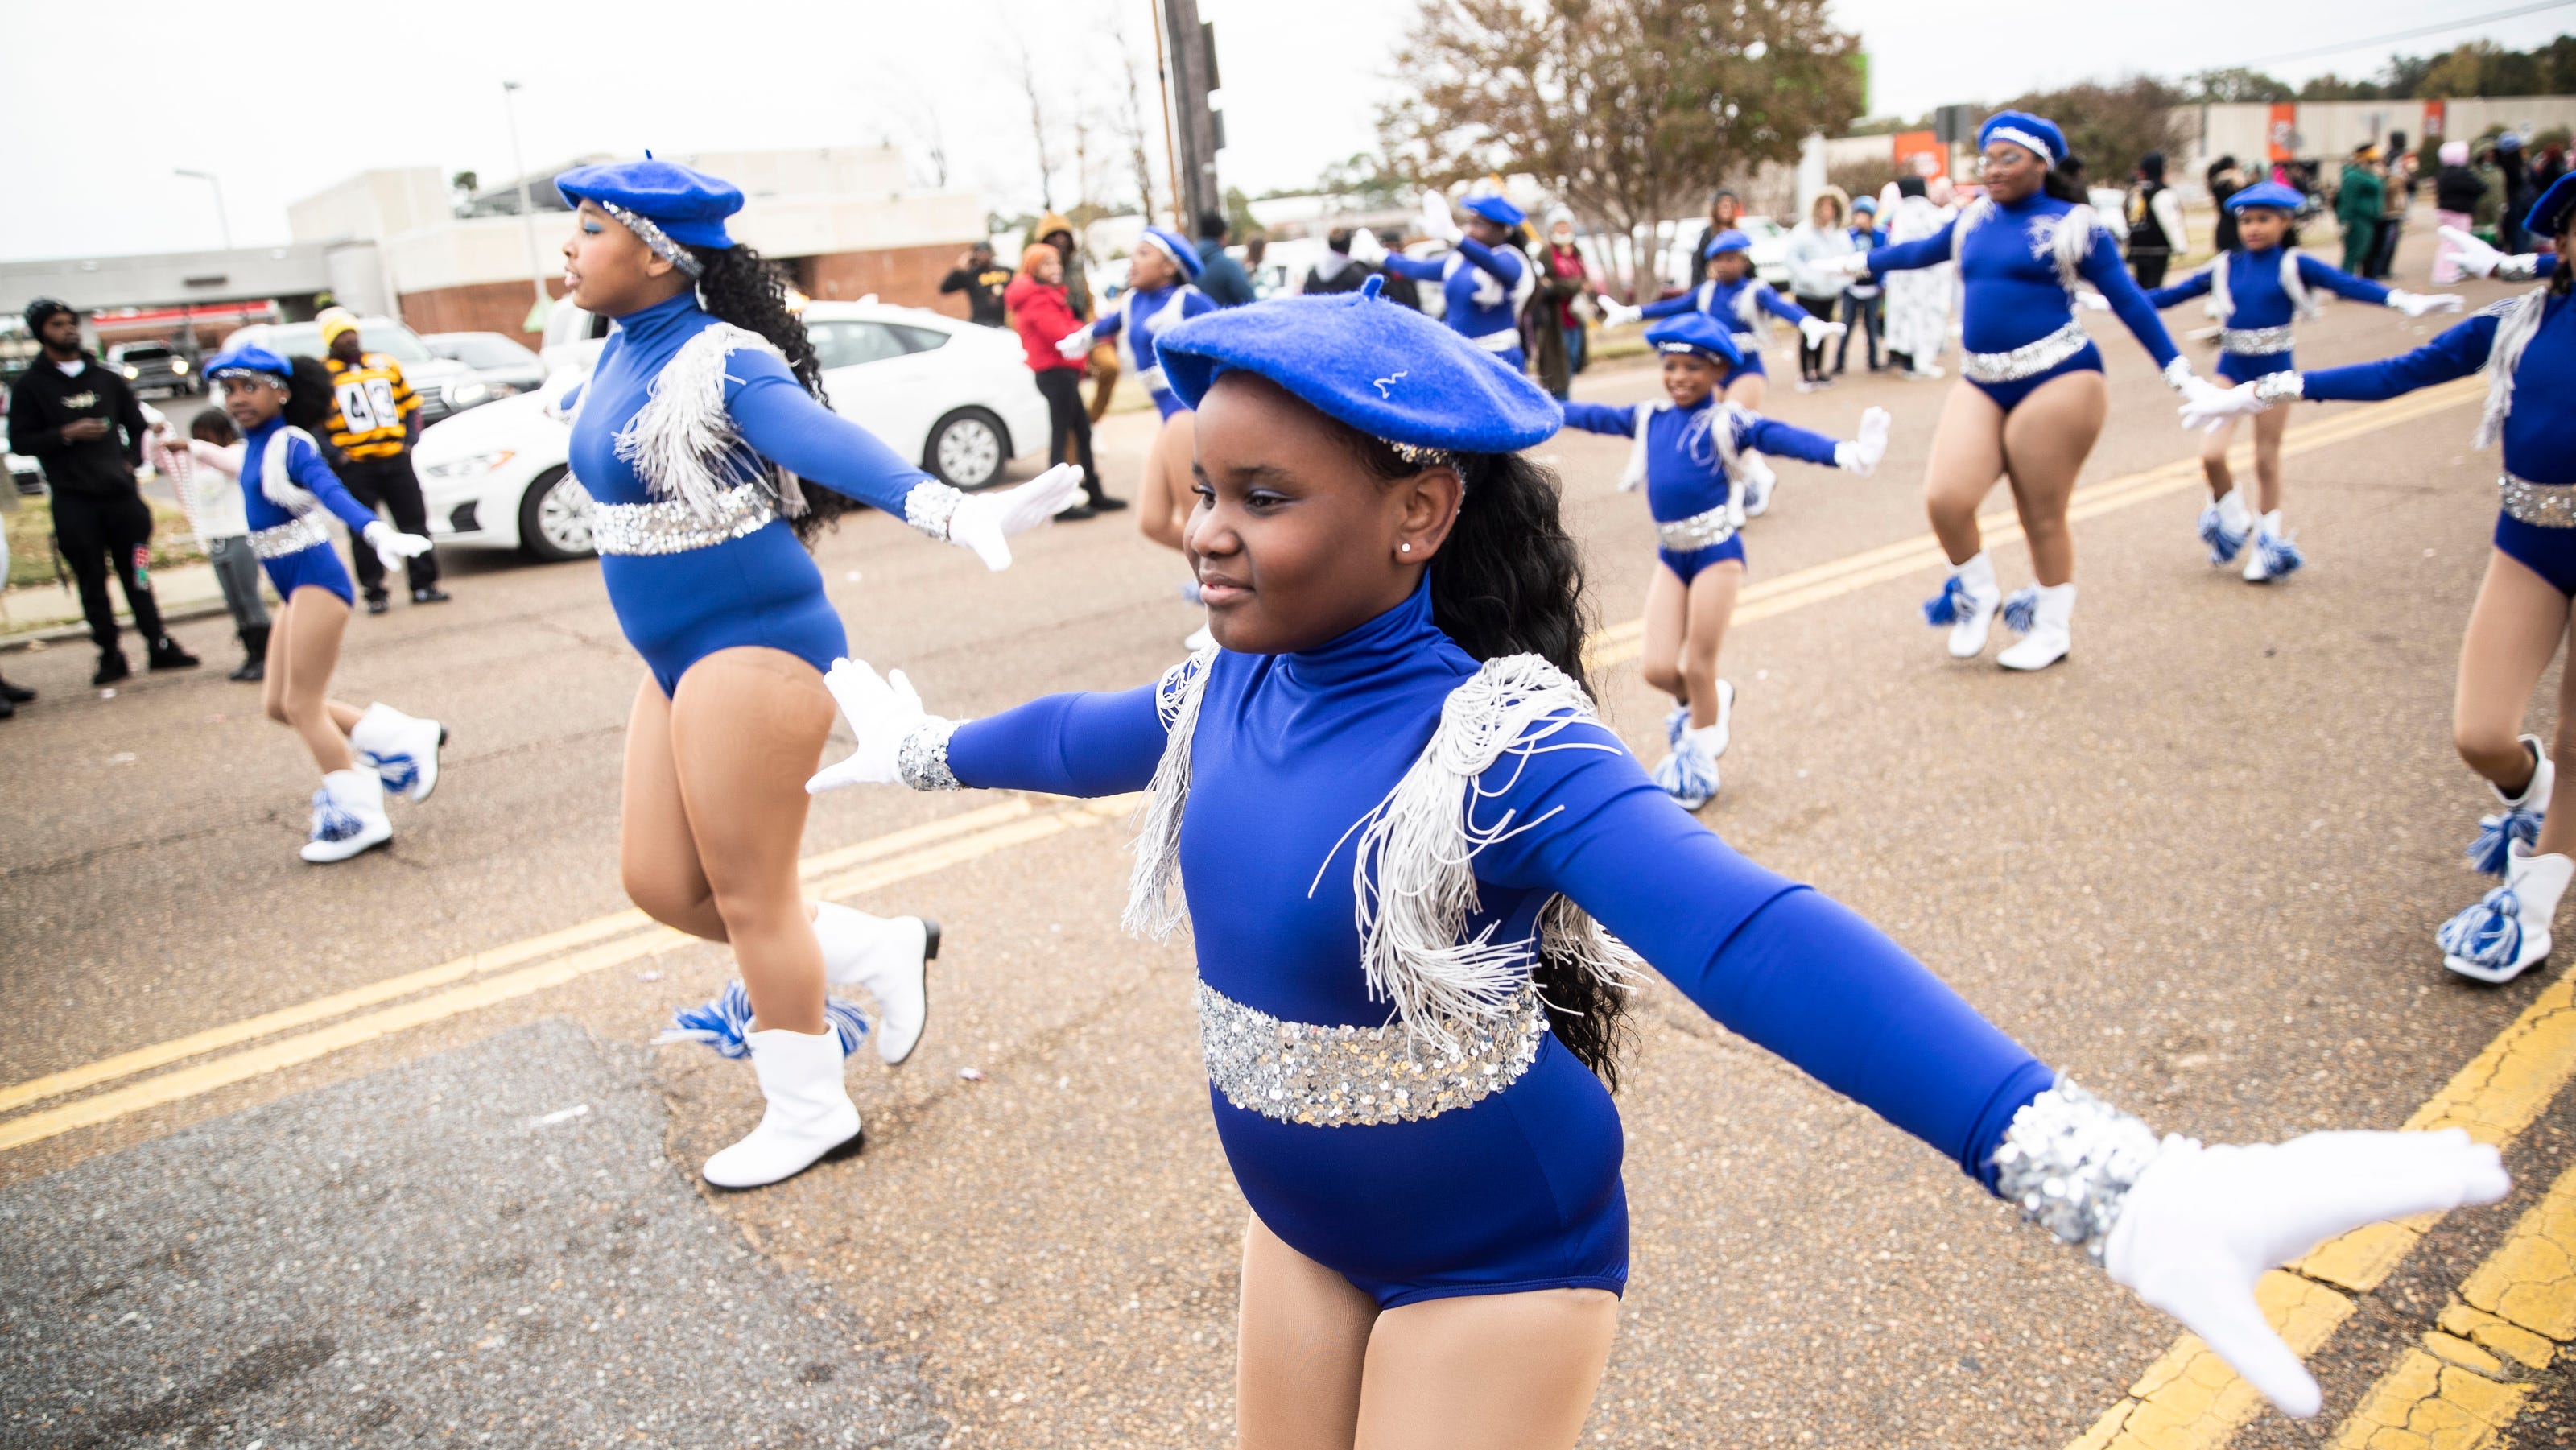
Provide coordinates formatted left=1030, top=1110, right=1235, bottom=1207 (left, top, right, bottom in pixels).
left=0, top=233, right=2561, bottom=1448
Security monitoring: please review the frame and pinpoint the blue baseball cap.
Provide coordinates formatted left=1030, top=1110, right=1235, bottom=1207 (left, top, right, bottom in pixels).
left=1979, top=110, right=2067, bottom=168
left=1157, top=275, right=1562, bottom=454
left=1643, top=312, right=1745, bottom=368
left=555, top=158, right=744, bottom=250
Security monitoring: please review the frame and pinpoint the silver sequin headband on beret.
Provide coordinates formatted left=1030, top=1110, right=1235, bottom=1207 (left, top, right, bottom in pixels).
left=603, top=203, right=707, bottom=279
left=1985, top=126, right=2057, bottom=167
left=1385, top=440, right=1456, bottom=469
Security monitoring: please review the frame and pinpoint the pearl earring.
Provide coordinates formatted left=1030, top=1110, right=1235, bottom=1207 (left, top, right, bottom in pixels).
left=1400, top=543, right=1413, bottom=554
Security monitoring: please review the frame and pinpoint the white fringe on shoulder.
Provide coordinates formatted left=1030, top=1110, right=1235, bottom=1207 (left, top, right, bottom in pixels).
left=2479, top=289, right=2548, bottom=451
left=259, top=426, right=324, bottom=516
left=612, top=322, right=809, bottom=520
left=2026, top=203, right=2102, bottom=295
left=1122, top=647, right=1220, bottom=941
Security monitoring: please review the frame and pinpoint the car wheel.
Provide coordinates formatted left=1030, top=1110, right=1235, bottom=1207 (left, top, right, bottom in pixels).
left=518, top=466, right=597, bottom=561
left=925, top=408, right=1008, bottom=490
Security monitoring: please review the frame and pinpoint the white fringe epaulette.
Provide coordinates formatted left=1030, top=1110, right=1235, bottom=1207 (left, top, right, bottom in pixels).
left=2477, top=289, right=2548, bottom=451
left=258, top=426, right=324, bottom=516
left=2026, top=203, right=2102, bottom=295
left=1122, top=646, right=1220, bottom=941
left=1328, top=655, right=1638, bottom=1056
left=612, top=322, right=808, bottom=520
left=2207, top=250, right=2317, bottom=325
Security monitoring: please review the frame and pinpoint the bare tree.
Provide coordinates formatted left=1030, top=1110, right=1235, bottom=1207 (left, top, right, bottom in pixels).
left=1109, top=10, right=1163, bottom=221
left=1392, top=0, right=1863, bottom=299
left=1010, top=39, right=1059, bottom=210
left=2002, top=77, right=2190, bottom=186
left=867, top=70, right=952, bottom=188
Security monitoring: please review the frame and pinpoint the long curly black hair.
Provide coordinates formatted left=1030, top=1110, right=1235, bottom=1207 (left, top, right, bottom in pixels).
left=1328, top=423, right=1635, bottom=1089
left=682, top=241, right=856, bottom=545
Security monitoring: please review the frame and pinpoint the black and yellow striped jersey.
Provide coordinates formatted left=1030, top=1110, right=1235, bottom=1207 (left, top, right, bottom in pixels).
left=322, top=354, right=419, bottom=460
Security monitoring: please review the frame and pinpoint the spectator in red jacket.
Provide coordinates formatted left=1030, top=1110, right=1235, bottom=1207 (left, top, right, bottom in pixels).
left=1006, top=244, right=1117, bottom=517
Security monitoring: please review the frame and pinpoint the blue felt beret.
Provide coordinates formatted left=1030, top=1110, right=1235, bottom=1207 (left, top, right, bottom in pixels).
left=1643, top=312, right=1745, bottom=367
left=1461, top=193, right=1525, bottom=228
left=2224, top=180, right=2305, bottom=213
left=202, top=343, right=291, bottom=379
left=1703, top=228, right=1752, bottom=258
left=1137, top=225, right=1205, bottom=281
left=555, top=159, right=744, bottom=250
left=2528, top=173, right=2576, bottom=238
left=1157, top=275, right=1562, bottom=453
left=1979, top=111, right=2067, bottom=168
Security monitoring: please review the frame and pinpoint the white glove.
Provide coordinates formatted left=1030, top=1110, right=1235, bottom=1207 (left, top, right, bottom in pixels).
left=1345, top=227, right=1388, bottom=266
left=944, top=461, right=1086, bottom=572
left=1055, top=327, right=1096, bottom=361
left=2074, top=290, right=2113, bottom=312
left=2387, top=290, right=2465, bottom=318
left=1419, top=188, right=1462, bottom=245
left=1835, top=407, right=1891, bottom=476
left=1599, top=298, right=1643, bottom=328
left=1797, top=315, right=1847, bottom=348
left=2178, top=379, right=2265, bottom=431
left=1823, top=251, right=1872, bottom=278
left=2106, top=1127, right=2506, bottom=1418
left=361, top=520, right=433, bottom=577
left=805, top=658, right=928, bottom=793
left=2438, top=225, right=2506, bottom=279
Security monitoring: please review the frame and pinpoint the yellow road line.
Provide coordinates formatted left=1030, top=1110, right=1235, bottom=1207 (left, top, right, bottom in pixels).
left=1586, top=377, right=2486, bottom=671
left=0, top=795, right=1136, bottom=1155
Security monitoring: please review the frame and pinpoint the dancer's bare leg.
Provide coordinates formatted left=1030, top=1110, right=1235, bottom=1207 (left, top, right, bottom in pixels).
left=1139, top=412, right=1199, bottom=552
left=1997, top=370, right=2107, bottom=588
left=260, top=586, right=364, bottom=771
left=2454, top=552, right=2571, bottom=841
left=2250, top=406, right=2289, bottom=514
left=621, top=676, right=727, bottom=942
left=1237, top=1213, right=1374, bottom=1450
left=1635, top=564, right=1689, bottom=704
left=1722, top=373, right=1767, bottom=411
left=1922, top=384, right=2008, bottom=566
left=1351, top=1287, right=1620, bottom=1450
left=2200, top=415, right=2241, bottom=500
left=1679, top=560, right=1744, bottom=729
left=2547, top=614, right=2576, bottom=858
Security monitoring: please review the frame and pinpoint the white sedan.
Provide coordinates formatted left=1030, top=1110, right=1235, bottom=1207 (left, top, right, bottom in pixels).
left=413, top=300, right=1052, bottom=560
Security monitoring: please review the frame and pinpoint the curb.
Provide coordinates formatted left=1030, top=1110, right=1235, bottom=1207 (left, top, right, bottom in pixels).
left=0, top=599, right=235, bottom=655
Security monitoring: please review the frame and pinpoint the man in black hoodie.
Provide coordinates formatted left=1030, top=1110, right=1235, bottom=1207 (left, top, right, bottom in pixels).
left=6, top=299, right=199, bottom=684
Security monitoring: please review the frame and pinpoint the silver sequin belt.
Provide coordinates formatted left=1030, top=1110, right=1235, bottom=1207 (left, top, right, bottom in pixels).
left=2220, top=324, right=2296, bottom=357
left=588, top=481, right=777, bottom=556
left=1195, top=979, right=1547, bottom=1127
left=250, top=515, right=332, bottom=560
left=2501, top=473, right=2576, bottom=530
left=1657, top=503, right=1740, bottom=553
left=1963, top=320, right=2091, bottom=383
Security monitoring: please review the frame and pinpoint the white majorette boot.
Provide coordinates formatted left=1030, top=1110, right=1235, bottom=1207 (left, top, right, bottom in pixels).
left=1699, top=679, right=1735, bottom=760
left=2241, top=510, right=2304, bottom=584
left=1996, top=581, right=2075, bottom=671
left=300, top=768, right=393, bottom=863
left=348, top=701, right=448, bottom=802
left=2439, top=844, right=2575, bottom=985
left=2198, top=490, right=2252, bottom=565
left=1923, top=551, right=2002, bottom=659
left=2469, top=735, right=2555, bottom=875
left=700, top=1027, right=865, bottom=1190
left=1739, top=452, right=1778, bottom=518
left=815, top=903, right=937, bottom=1065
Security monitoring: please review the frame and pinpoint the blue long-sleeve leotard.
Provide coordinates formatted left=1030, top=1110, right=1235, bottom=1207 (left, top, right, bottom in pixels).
left=1869, top=194, right=2181, bottom=370
left=1383, top=239, right=1529, bottom=353
left=2145, top=248, right=2390, bottom=382
left=1084, top=283, right=1220, bottom=415
left=240, top=414, right=379, bottom=603
left=568, top=290, right=935, bottom=695
left=1560, top=398, right=1839, bottom=523
left=2301, top=298, right=2576, bottom=485
left=1637, top=275, right=1814, bottom=332
left=938, top=583, right=2053, bottom=1307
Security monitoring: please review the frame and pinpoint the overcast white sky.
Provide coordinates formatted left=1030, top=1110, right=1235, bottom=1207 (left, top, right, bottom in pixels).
left=0, top=0, right=2563, bottom=262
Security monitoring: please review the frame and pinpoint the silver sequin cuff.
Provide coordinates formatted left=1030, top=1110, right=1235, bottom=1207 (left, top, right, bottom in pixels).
left=902, top=481, right=964, bottom=543
left=2250, top=370, right=2306, bottom=406
left=2160, top=356, right=2198, bottom=394
left=601, top=204, right=706, bottom=279
left=2499, top=256, right=2543, bottom=282
left=250, top=515, right=332, bottom=560
left=1963, top=320, right=2091, bottom=383
left=1196, top=980, right=1547, bottom=1127
left=894, top=717, right=964, bottom=791
left=1989, top=1081, right=2166, bottom=1260
left=2501, top=473, right=2576, bottom=529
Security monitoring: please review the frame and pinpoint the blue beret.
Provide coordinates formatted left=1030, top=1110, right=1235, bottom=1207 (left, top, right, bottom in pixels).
left=1157, top=275, right=1561, bottom=453
left=1979, top=111, right=2066, bottom=168
left=1137, top=225, right=1204, bottom=281
left=555, top=159, right=743, bottom=250
left=1703, top=228, right=1752, bottom=258
left=1642, top=312, right=1745, bottom=367
left=2223, top=180, right=2305, bottom=213
left=2528, top=172, right=2576, bottom=239
left=1461, top=194, right=1525, bottom=228
left=203, top=343, right=291, bottom=379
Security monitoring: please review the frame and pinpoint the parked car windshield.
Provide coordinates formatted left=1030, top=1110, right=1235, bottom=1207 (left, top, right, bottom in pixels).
left=432, top=333, right=541, bottom=370
left=807, top=320, right=912, bottom=370
left=113, top=344, right=175, bottom=362
left=260, top=322, right=435, bottom=364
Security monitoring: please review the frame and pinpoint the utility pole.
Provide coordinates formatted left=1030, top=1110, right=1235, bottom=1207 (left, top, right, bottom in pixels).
left=174, top=169, right=231, bottom=250
left=501, top=81, right=550, bottom=329
left=1157, top=0, right=1222, bottom=230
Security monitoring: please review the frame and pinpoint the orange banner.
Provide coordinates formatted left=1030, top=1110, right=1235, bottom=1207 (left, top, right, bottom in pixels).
left=2425, top=98, right=2447, bottom=138
left=2266, top=102, right=2298, bottom=163
left=1893, top=130, right=1946, bottom=180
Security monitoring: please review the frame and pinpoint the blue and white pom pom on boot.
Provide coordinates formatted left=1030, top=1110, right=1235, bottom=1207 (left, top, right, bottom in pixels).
left=348, top=702, right=448, bottom=803
left=1651, top=728, right=1721, bottom=811
left=2468, top=735, right=2555, bottom=875
left=1997, top=582, right=2075, bottom=671
left=1925, top=551, right=2003, bottom=659
left=300, top=769, right=393, bottom=863
left=2241, top=510, right=2305, bottom=584
left=2198, top=490, right=2252, bottom=565
left=2440, top=844, right=2574, bottom=985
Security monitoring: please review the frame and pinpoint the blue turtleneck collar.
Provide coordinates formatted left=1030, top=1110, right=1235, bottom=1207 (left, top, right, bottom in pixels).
left=1278, top=576, right=1450, bottom=692
left=606, top=289, right=706, bottom=345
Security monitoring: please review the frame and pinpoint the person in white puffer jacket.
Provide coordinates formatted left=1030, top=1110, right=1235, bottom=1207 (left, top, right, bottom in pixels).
left=1784, top=187, right=1860, bottom=390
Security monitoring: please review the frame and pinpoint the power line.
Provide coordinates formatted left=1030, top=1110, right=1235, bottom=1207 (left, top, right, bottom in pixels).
left=2222, top=0, right=2574, bottom=72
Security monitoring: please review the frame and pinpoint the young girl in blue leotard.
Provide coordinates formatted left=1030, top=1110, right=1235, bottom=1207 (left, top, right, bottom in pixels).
left=200, top=344, right=447, bottom=865
left=1835, top=112, right=2219, bottom=671
left=553, top=159, right=1083, bottom=1189
left=1559, top=312, right=1889, bottom=807
left=1368, top=189, right=1538, bottom=372
left=2190, top=179, right=2576, bottom=986
left=810, top=279, right=2496, bottom=1448
left=2145, top=182, right=2460, bottom=581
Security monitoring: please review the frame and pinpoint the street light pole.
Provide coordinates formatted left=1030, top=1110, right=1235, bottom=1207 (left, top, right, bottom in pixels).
left=501, top=81, right=550, bottom=325
left=173, top=169, right=231, bottom=250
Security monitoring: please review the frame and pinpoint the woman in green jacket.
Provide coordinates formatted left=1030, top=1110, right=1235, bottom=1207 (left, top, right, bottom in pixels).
left=2337, top=147, right=2386, bottom=275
